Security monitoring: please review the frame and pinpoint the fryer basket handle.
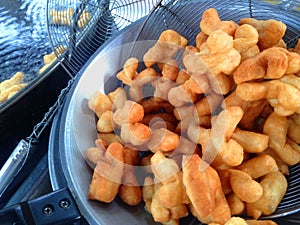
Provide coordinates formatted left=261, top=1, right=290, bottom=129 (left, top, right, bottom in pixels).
left=0, top=140, right=29, bottom=198
left=0, top=188, right=82, bottom=225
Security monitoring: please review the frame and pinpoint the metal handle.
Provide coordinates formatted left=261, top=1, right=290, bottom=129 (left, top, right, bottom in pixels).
left=0, top=140, right=29, bottom=198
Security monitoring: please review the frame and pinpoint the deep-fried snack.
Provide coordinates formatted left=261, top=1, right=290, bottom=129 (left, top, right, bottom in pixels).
left=85, top=146, right=104, bottom=165
left=191, top=185, right=232, bottom=224
left=287, top=113, right=300, bottom=143
left=227, top=193, right=245, bottom=215
left=151, top=151, right=185, bottom=208
left=171, top=136, right=199, bottom=156
left=224, top=217, right=248, bottom=225
left=209, top=72, right=233, bottom=95
left=0, top=83, right=26, bottom=102
left=233, top=47, right=289, bottom=84
left=196, top=31, right=208, bottom=50
left=50, top=8, right=73, bottom=26
left=263, top=112, right=300, bottom=165
left=262, top=148, right=290, bottom=176
left=246, top=171, right=288, bottom=219
left=119, top=166, right=142, bottom=206
left=217, top=169, right=232, bottom=195
left=236, top=154, right=278, bottom=179
left=86, top=7, right=300, bottom=225
left=88, top=142, right=124, bottom=203
left=142, top=97, right=174, bottom=114
left=222, top=90, right=269, bottom=131
left=116, top=57, right=138, bottom=85
left=149, top=118, right=177, bottom=132
left=39, top=45, right=67, bottom=74
left=107, top=87, right=127, bottom=110
left=182, top=53, right=211, bottom=93
left=233, top=24, right=260, bottom=61
left=208, top=217, right=278, bottom=225
left=236, top=80, right=300, bottom=116
left=88, top=91, right=113, bottom=117
left=240, top=18, right=286, bottom=50
left=142, top=176, right=155, bottom=213
left=231, top=128, right=269, bottom=153
left=150, top=182, right=172, bottom=222
left=183, top=154, right=231, bottom=224
left=140, top=154, right=153, bottom=174
left=175, top=69, right=190, bottom=85
left=200, top=106, right=244, bottom=167
left=195, top=92, right=223, bottom=116
left=182, top=154, right=217, bottom=217
left=228, top=169, right=263, bottom=203
left=97, top=110, right=113, bottom=133
left=147, top=128, right=180, bottom=153
left=167, top=81, right=199, bottom=107
left=129, top=68, right=160, bottom=102
left=97, top=133, right=123, bottom=146
left=0, top=71, right=24, bottom=92
left=152, top=77, right=177, bottom=100
left=113, top=100, right=144, bottom=126
left=280, top=74, right=300, bottom=91
left=173, top=104, right=195, bottom=121
left=160, top=58, right=179, bottom=81
left=120, top=122, right=152, bottom=146
left=200, top=8, right=237, bottom=36
left=119, top=147, right=142, bottom=206
left=77, top=10, right=92, bottom=29
left=198, top=30, right=241, bottom=75
left=278, top=48, right=300, bottom=74
left=143, top=29, right=188, bottom=68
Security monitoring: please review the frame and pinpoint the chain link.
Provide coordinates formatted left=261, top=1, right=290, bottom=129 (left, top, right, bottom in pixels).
left=26, top=78, right=75, bottom=146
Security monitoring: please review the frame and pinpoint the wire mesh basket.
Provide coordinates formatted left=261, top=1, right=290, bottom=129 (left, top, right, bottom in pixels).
left=132, top=0, right=300, bottom=220
left=43, top=0, right=300, bottom=224
left=46, top=0, right=159, bottom=77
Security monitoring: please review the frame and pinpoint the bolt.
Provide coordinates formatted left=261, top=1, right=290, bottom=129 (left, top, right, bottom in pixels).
left=43, top=205, right=54, bottom=215
left=59, top=199, right=70, bottom=209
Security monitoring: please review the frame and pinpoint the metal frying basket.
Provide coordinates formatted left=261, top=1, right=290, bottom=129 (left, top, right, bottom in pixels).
left=46, top=0, right=160, bottom=77
left=0, top=0, right=159, bottom=208
left=130, top=0, right=300, bottom=220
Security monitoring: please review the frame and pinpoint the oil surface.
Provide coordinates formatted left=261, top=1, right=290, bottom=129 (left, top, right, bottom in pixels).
left=0, top=0, right=52, bottom=82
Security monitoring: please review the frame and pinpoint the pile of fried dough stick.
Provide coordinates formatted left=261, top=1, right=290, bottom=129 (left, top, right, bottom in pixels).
left=86, top=7, right=300, bottom=225
left=0, top=72, right=27, bottom=103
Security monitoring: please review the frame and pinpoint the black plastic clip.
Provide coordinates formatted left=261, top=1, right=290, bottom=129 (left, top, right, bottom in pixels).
left=0, top=188, right=82, bottom=225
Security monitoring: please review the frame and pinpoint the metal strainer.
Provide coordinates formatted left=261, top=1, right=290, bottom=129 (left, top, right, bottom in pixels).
left=130, top=0, right=300, bottom=220
left=46, top=0, right=159, bottom=77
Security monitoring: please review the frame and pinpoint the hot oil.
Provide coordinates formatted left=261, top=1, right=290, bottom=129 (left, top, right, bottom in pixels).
left=0, top=0, right=52, bottom=82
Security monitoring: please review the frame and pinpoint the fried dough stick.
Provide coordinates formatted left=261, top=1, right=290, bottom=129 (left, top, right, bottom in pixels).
left=88, top=142, right=124, bottom=203
left=182, top=154, right=231, bottom=224
left=119, top=147, right=142, bottom=206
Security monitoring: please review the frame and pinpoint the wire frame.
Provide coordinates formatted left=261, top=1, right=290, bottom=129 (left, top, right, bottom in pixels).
left=131, top=0, right=300, bottom=221
left=46, top=0, right=159, bottom=77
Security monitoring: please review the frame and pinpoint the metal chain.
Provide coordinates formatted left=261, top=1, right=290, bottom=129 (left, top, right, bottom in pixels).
left=26, top=77, right=75, bottom=146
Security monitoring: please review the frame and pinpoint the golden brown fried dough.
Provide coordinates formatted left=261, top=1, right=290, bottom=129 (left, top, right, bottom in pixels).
left=228, top=169, right=263, bottom=203
left=88, top=142, right=124, bottom=203
left=246, top=171, right=287, bottom=219
left=231, top=128, right=269, bottom=153
left=236, top=154, right=278, bottom=179
left=240, top=18, right=286, bottom=50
